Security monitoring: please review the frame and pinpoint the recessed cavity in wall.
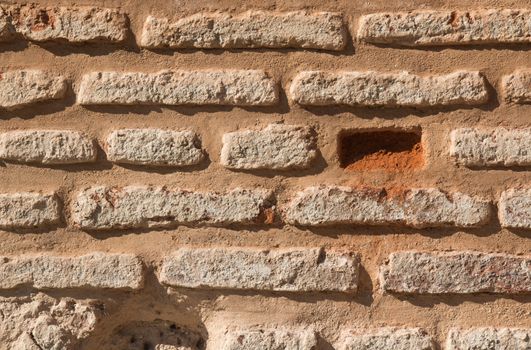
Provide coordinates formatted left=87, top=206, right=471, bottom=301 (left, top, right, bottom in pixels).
left=338, top=129, right=424, bottom=171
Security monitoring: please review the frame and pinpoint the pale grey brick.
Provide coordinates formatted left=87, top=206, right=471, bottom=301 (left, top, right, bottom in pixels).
left=0, top=5, right=128, bottom=43
left=380, top=251, right=531, bottom=294
left=0, top=252, right=143, bottom=290
left=160, top=247, right=359, bottom=292
left=0, top=130, right=96, bottom=164
left=222, top=329, right=317, bottom=350
left=502, top=70, right=531, bottom=103
left=106, top=129, right=204, bottom=166
left=499, top=189, right=531, bottom=229
left=0, top=70, right=66, bottom=109
left=339, top=328, right=435, bottom=350
left=450, top=128, right=531, bottom=167
left=72, top=186, right=274, bottom=230
left=284, top=186, right=491, bottom=228
left=141, top=11, right=346, bottom=50
left=78, top=70, right=278, bottom=106
left=446, top=328, right=531, bottom=350
left=0, top=192, right=59, bottom=229
left=221, top=124, right=316, bottom=170
left=357, top=10, right=531, bottom=46
left=290, top=71, right=488, bottom=107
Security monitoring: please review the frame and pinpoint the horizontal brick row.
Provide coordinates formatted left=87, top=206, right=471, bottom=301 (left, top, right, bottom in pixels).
left=0, top=253, right=143, bottom=290
left=357, top=9, right=531, bottom=46
left=380, top=251, right=530, bottom=294
left=0, top=5, right=128, bottom=43
left=0, top=7, right=528, bottom=49
left=0, top=249, right=526, bottom=296
left=1, top=187, right=528, bottom=230
left=450, top=128, right=531, bottom=167
left=0, top=127, right=528, bottom=169
left=2, top=69, right=530, bottom=109
left=221, top=327, right=531, bottom=350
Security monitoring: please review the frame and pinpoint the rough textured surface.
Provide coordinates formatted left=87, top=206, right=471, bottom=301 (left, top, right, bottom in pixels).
left=106, top=129, right=204, bottom=166
left=380, top=251, right=531, bottom=294
left=72, top=186, right=275, bottom=229
left=498, top=188, right=531, bottom=229
left=0, top=294, right=104, bottom=350
left=160, top=247, right=359, bottom=292
left=339, top=328, right=435, bottom=350
left=221, top=124, right=316, bottom=170
left=502, top=70, right=531, bottom=103
left=0, top=192, right=59, bottom=229
left=450, top=128, right=531, bottom=167
left=141, top=11, right=346, bottom=50
left=290, top=70, right=488, bottom=107
left=284, top=186, right=491, bottom=228
left=0, top=5, right=128, bottom=43
left=0, top=252, right=144, bottom=289
left=222, top=329, right=317, bottom=350
left=78, top=70, right=278, bottom=106
left=357, top=10, right=531, bottom=46
left=0, top=70, right=66, bottom=109
left=446, top=328, right=531, bottom=350
left=108, top=320, right=204, bottom=350
left=0, top=130, right=96, bottom=164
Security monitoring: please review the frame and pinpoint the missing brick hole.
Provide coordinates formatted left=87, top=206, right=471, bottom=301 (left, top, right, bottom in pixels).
left=338, top=130, right=424, bottom=171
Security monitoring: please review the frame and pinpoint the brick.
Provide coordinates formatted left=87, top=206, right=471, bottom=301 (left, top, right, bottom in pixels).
left=222, top=329, right=317, bottom=350
left=499, top=189, right=531, bottom=229
left=106, top=129, right=204, bottom=166
left=0, top=5, right=128, bottom=43
left=78, top=70, right=278, bottom=106
left=502, top=70, right=531, bottom=103
left=221, top=124, right=317, bottom=170
left=0, top=130, right=96, bottom=164
left=446, top=328, right=531, bottom=350
left=450, top=128, right=531, bottom=167
left=357, top=10, right=531, bottom=46
left=339, top=328, right=435, bottom=350
left=72, top=186, right=274, bottom=230
left=140, top=11, right=346, bottom=50
left=380, top=251, right=531, bottom=294
left=159, top=247, right=359, bottom=292
left=284, top=186, right=491, bottom=228
left=0, top=192, right=60, bottom=229
left=0, top=70, right=67, bottom=109
left=0, top=252, right=143, bottom=290
left=290, top=71, right=488, bottom=107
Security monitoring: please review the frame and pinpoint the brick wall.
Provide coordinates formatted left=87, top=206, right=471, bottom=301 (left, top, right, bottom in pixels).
left=0, top=0, right=529, bottom=349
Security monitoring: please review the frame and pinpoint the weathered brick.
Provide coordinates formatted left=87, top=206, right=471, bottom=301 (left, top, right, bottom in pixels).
left=221, top=124, right=316, bottom=170
left=140, top=11, right=346, bottom=50
left=0, top=252, right=143, bottom=290
left=0, top=192, right=60, bottom=229
left=357, top=10, right=531, bottom=46
left=446, top=328, right=531, bottom=350
left=160, top=247, right=359, bottom=292
left=78, top=70, right=278, bottom=106
left=290, top=71, right=488, bottom=107
left=450, top=128, right=531, bottom=167
left=72, top=186, right=274, bottom=230
left=0, top=70, right=66, bottom=109
left=380, top=251, right=531, bottom=294
left=0, top=130, right=96, bottom=164
left=502, top=70, right=531, bottom=103
left=106, top=129, right=204, bottom=166
left=222, top=329, right=317, bottom=350
left=339, top=328, right=435, bottom=350
left=284, top=186, right=491, bottom=228
left=0, top=5, right=128, bottom=43
left=499, top=189, right=531, bottom=229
